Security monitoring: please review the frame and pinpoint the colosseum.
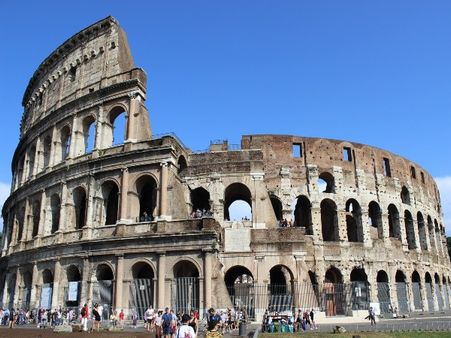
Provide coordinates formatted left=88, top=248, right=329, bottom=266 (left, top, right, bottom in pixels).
left=1, top=16, right=450, bottom=322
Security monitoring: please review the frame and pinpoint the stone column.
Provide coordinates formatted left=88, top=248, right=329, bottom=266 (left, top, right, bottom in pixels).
left=35, top=190, right=46, bottom=244
left=310, top=205, right=322, bottom=243
left=68, top=116, right=78, bottom=159
left=204, top=251, right=212, bottom=311
left=58, top=182, right=68, bottom=233
left=80, top=257, right=90, bottom=306
left=126, top=92, right=139, bottom=142
left=361, top=210, right=372, bottom=248
left=29, top=262, right=39, bottom=309
left=22, top=198, right=31, bottom=241
left=337, top=210, right=348, bottom=242
left=51, top=260, right=61, bottom=309
left=412, top=218, right=421, bottom=253
left=119, top=168, right=129, bottom=222
left=33, top=138, right=41, bottom=176
left=13, top=267, right=21, bottom=308
left=157, top=253, right=166, bottom=309
left=94, top=106, right=104, bottom=150
left=83, top=175, right=95, bottom=239
left=159, top=162, right=169, bottom=220
left=22, top=152, right=30, bottom=185
left=2, top=273, right=10, bottom=307
left=115, top=255, right=124, bottom=309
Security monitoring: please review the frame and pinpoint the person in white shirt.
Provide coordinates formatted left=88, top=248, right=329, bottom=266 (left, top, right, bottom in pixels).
left=177, top=314, right=196, bottom=338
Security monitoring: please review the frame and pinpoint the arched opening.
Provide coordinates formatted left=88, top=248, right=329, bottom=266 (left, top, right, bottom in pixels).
left=269, top=265, right=294, bottom=312
left=109, top=107, right=127, bottom=146
left=321, top=199, right=338, bottom=242
left=411, top=271, right=423, bottom=310
left=7, top=274, right=17, bottom=310
left=190, top=187, right=211, bottom=216
left=102, top=181, right=119, bottom=225
left=425, top=272, right=434, bottom=311
left=82, top=115, right=96, bottom=154
left=395, top=270, right=408, bottom=313
left=294, top=195, right=313, bottom=234
left=21, top=271, right=32, bottom=310
left=28, top=145, right=36, bottom=179
left=401, top=186, right=410, bottom=205
left=270, top=195, right=283, bottom=223
left=178, top=156, right=187, bottom=175
left=50, top=194, right=61, bottom=234
left=324, top=267, right=344, bottom=316
left=318, top=172, right=335, bottom=193
left=31, top=200, right=41, bottom=238
left=225, top=266, right=255, bottom=319
left=60, top=125, right=71, bottom=162
left=376, top=270, right=391, bottom=313
left=427, top=216, right=436, bottom=252
left=442, top=276, right=450, bottom=310
left=41, top=269, right=54, bottom=309
left=435, top=273, right=444, bottom=310
left=136, top=175, right=157, bottom=222
left=66, top=265, right=81, bottom=308
left=17, top=207, right=25, bottom=242
left=350, top=268, right=369, bottom=310
left=417, top=212, right=428, bottom=251
left=73, top=187, right=87, bottom=229
left=368, top=201, right=383, bottom=240
left=346, top=199, right=363, bottom=243
left=93, top=264, right=114, bottom=315
left=434, top=220, right=441, bottom=254
left=130, top=262, right=155, bottom=320
left=43, top=135, right=52, bottom=169
left=172, top=260, right=199, bottom=314
left=404, top=210, right=416, bottom=250
left=388, top=204, right=401, bottom=239
left=224, top=183, right=252, bottom=221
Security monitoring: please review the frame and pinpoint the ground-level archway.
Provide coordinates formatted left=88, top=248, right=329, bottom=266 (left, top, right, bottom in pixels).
left=224, top=266, right=255, bottom=319
left=324, top=267, right=345, bottom=316
left=172, top=260, right=199, bottom=314
left=129, top=262, right=155, bottom=320
left=93, top=264, right=114, bottom=319
left=376, top=270, right=391, bottom=313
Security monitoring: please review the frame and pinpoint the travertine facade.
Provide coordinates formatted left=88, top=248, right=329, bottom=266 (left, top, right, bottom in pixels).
left=1, top=16, right=450, bottom=320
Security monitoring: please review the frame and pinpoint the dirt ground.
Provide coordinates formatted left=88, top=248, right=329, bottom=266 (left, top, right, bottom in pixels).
left=0, top=327, right=155, bottom=338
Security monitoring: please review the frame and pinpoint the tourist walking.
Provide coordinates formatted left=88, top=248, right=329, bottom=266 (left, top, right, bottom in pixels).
left=81, top=303, right=89, bottom=331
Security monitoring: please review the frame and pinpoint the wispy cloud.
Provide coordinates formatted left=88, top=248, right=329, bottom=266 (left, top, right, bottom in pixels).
left=435, top=176, right=451, bottom=236
left=0, top=182, right=11, bottom=230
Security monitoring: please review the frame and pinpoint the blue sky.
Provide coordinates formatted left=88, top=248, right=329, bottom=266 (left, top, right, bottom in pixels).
left=0, top=1, right=450, bottom=231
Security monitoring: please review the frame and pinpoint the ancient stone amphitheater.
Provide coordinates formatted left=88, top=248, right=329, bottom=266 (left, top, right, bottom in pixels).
left=1, top=16, right=450, bottom=321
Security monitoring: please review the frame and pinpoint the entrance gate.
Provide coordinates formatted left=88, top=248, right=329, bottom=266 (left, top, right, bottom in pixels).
left=129, top=278, right=153, bottom=320
left=396, top=283, right=409, bottom=313
left=323, top=283, right=345, bottom=316
left=92, top=280, right=113, bottom=319
left=412, top=282, right=422, bottom=310
left=172, top=277, right=199, bottom=314
left=435, top=283, right=444, bottom=310
left=377, top=282, right=391, bottom=313
left=426, top=282, right=434, bottom=311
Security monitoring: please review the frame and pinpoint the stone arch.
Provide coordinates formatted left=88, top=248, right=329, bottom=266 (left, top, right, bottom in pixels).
left=173, top=259, right=201, bottom=278
left=224, top=182, right=252, bottom=221
left=73, top=186, right=87, bottom=229
left=21, top=270, right=32, bottom=309
left=270, top=194, right=283, bottom=222
left=93, top=263, right=114, bottom=311
left=130, top=262, right=155, bottom=318
left=178, top=155, right=187, bottom=175
left=294, top=195, right=312, bottom=234
left=325, top=266, right=343, bottom=284
left=377, top=270, right=391, bottom=313
left=350, top=267, right=369, bottom=310
left=81, top=114, right=96, bottom=154
left=368, top=201, right=383, bottom=240
left=7, top=273, right=17, bottom=309
left=224, top=265, right=254, bottom=287
left=269, top=265, right=294, bottom=294
left=404, top=210, right=416, bottom=250
left=345, top=199, right=363, bottom=243
left=321, top=198, right=338, bottom=241
left=101, top=180, right=119, bottom=225
left=172, top=259, right=200, bottom=313
left=31, top=199, right=41, bottom=237
left=411, top=270, right=423, bottom=310
left=388, top=204, right=401, bottom=239
left=96, top=263, right=114, bottom=281
left=318, top=172, right=335, bottom=193
left=401, top=186, right=411, bottom=205
left=377, top=270, right=389, bottom=283
left=324, top=266, right=344, bottom=315
left=132, top=261, right=155, bottom=279
left=66, top=264, right=82, bottom=307
left=67, top=264, right=82, bottom=282
left=427, top=215, right=436, bottom=252
left=106, top=105, right=128, bottom=147
left=435, top=272, right=444, bottom=310
left=50, top=194, right=61, bottom=234
left=417, top=212, right=428, bottom=251
left=190, top=187, right=210, bottom=214
left=59, top=124, right=71, bottom=162
left=135, top=175, right=158, bottom=222
left=395, top=270, right=408, bottom=313
left=42, top=135, right=52, bottom=169
left=42, top=269, right=54, bottom=284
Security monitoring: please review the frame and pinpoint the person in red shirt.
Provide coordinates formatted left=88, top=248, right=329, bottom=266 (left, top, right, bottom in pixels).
left=119, top=309, right=125, bottom=328
left=81, top=303, right=89, bottom=331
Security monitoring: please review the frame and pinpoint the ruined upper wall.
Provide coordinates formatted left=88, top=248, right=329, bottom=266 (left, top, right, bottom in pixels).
left=20, top=16, right=134, bottom=138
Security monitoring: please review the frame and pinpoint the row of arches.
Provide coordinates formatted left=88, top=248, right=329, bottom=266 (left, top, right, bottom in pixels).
left=14, top=106, right=127, bottom=189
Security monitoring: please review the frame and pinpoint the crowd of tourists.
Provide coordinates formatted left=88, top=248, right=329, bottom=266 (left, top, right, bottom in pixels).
left=262, top=308, right=317, bottom=333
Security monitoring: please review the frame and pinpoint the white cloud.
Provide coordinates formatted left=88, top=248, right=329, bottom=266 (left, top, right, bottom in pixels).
left=0, top=182, right=11, bottom=231
left=435, top=176, right=451, bottom=236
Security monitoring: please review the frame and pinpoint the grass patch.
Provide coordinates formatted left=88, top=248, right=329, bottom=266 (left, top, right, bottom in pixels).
left=260, top=331, right=451, bottom=338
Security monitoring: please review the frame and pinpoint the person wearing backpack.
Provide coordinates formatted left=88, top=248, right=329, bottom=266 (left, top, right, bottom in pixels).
left=162, top=307, right=173, bottom=338
left=176, top=314, right=196, bottom=338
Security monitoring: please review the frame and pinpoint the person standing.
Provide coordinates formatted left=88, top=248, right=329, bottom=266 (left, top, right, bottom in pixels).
left=92, top=304, right=101, bottom=332
left=81, top=303, right=89, bottom=332
left=162, top=307, right=173, bottom=338
left=176, top=314, right=196, bottom=338
left=119, top=309, right=125, bottom=328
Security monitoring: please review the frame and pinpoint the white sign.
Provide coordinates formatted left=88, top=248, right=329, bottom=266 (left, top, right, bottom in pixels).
left=68, top=282, right=79, bottom=301
left=40, top=286, right=53, bottom=309
left=139, top=285, right=146, bottom=291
